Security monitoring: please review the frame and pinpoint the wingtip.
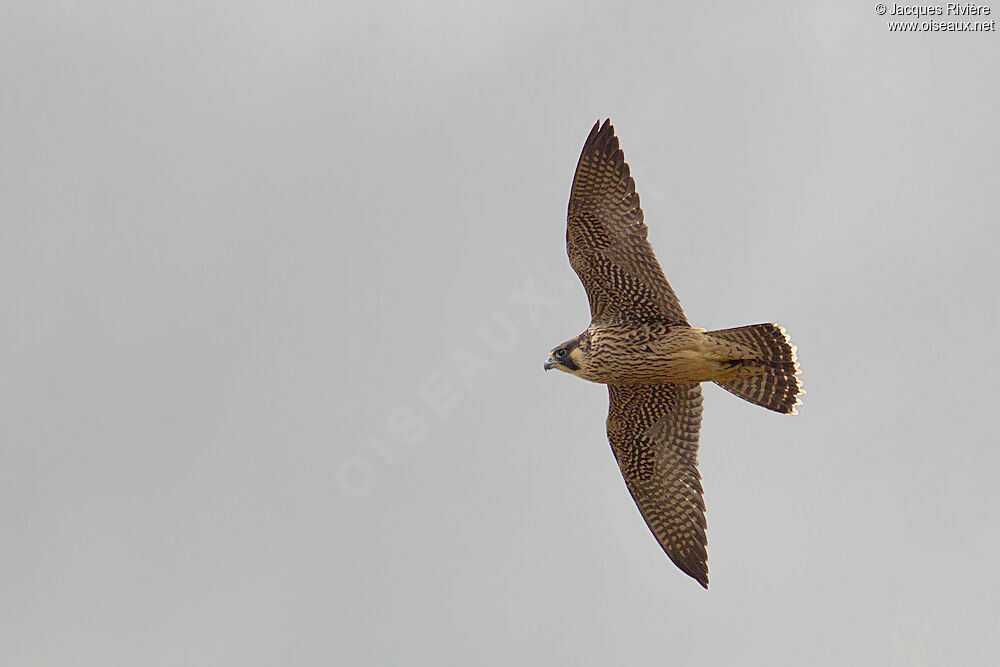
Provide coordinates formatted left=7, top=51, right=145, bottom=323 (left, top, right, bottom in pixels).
left=596, top=118, right=616, bottom=143
left=581, top=119, right=607, bottom=154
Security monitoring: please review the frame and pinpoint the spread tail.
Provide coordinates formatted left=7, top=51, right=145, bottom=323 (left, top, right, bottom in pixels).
left=708, top=323, right=803, bottom=414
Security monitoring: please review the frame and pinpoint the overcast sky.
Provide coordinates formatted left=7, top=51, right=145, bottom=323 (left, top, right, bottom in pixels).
left=2, top=2, right=998, bottom=665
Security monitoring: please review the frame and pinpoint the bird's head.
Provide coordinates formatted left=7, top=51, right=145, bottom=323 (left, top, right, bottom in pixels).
left=544, top=336, right=586, bottom=376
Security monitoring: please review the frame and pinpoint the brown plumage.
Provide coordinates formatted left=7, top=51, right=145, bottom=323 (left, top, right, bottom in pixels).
left=545, top=120, right=803, bottom=588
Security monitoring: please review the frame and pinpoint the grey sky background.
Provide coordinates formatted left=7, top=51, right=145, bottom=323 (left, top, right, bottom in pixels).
left=2, top=2, right=998, bottom=665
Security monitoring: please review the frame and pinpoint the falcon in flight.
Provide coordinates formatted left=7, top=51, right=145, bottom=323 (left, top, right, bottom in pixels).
left=545, top=120, right=803, bottom=588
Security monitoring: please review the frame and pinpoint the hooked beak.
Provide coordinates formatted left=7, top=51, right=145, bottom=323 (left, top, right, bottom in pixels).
left=544, top=356, right=557, bottom=372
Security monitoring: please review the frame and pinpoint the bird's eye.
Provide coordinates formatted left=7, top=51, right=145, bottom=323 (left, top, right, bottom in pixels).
left=556, top=348, right=567, bottom=358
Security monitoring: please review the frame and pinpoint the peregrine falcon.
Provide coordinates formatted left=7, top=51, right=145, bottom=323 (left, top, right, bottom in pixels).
left=545, top=120, right=803, bottom=588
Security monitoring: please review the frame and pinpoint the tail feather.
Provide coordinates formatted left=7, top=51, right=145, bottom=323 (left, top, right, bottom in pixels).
left=709, top=324, right=803, bottom=414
